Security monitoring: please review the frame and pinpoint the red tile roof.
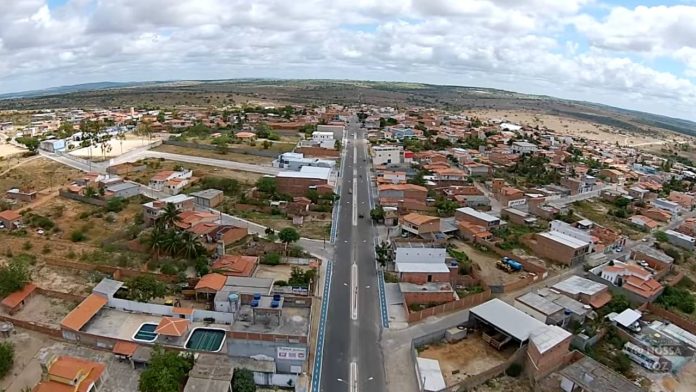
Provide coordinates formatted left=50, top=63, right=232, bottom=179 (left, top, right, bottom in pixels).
left=211, top=255, right=258, bottom=277
left=1, top=283, right=36, bottom=309
left=112, top=341, right=139, bottom=357
left=155, top=317, right=190, bottom=337
left=34, top=355, right=106, bottom=392
left=0, top=210, right=21, bottom=221
left=60, top=294, right=107, bottom=331
left=195, top=273, right=227, bottom=292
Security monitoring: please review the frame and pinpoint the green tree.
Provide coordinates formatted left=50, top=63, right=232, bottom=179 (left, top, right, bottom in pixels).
left=0, top=258, right=31, bottom=297
left=655, top=231, right=668, bottom=242
left=370, top=205, right=385, bottom=222
left=0, top=342, right=14, bottom=379
left=135, top=120, right=154, bottom=141
left=232, top=368, right=256, bottom=392
left=84, top=186, right=98, bottom=199
left=375, top=241, right=390, bottom=267
left=15, top=137, right=40, bottom=152
left=262, top=252, right=281, bottom=265
left=139, top=345, right=193, bottom=392
left=145, top=227, right=168, bottom=260
left=278, top=227, right=300, bottom=255
left=158, top=203, right=181, bottom=229
left=105, top=197, right=126, bottom=212
left=434, top=198, right=459, bottom=216
left=603, top=293, right=631, bottom=315
left=126, top=275, right=167, bottom=302
left=157, top=111, right=166, bottom=123
left=262, top=140, right=272, bottom=150
left=256, top=177, right=277, bottom=195
left=178, top=231, right=206, bottom=260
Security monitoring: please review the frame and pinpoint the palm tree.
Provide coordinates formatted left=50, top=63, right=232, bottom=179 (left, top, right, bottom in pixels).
left=157, top=203, right=181, bottom=230
left=145, top=227, right=168, bottom=260
left=178, top=231, right=206, bottom=260
left=161, top=230, right=180, bottom=256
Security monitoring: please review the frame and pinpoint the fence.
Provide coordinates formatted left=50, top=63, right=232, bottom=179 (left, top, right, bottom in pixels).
left=406, top=289, right=492, bottom=323
left=36, top=287, right=86, bottom=303
left=487, top=273, right=542, bottom=294
left=163, top=140, right=279, bottom=158
left=0, top=313, right=63, bottom=338
left=58, top=190, right=107, bottom=207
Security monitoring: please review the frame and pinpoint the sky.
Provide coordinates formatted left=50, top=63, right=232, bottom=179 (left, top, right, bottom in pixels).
left=1, top=1, right=696, bottom=121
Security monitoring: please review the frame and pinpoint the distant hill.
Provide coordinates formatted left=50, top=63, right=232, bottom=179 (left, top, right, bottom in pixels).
left=1, top=78, right=695, bottom=137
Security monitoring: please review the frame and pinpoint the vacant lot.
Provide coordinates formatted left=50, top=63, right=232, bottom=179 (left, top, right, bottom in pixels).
left=0, top=142, right=25, bottom=158
left=69, top=134, right=158, bottom=160
left=9, top=293, right=77, bottom=325
left=129, top=157, right=265, bottom=186
left=236, top=210, right=331, bottom=240
left=468, top=109, right=674, bottom=146
left=255, top=263, right=312, bottom=281
left=0, top=157, right=81, bottom=191
left=153, top=144, right=275, bottom=166
left=451, top=240, right=520, bottom=286
left=572, top=200, right=644, bottom=240
left=419, top=335, right=512, bottom=386
left=472, top=376, right=532, bottom=392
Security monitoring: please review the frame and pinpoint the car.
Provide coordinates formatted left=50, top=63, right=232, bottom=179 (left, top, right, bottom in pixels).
left=36, top=229, right=45, bottom=235
left=358, top=213, right=364, bottom=219
left=641, top=238, right=648, bottom=242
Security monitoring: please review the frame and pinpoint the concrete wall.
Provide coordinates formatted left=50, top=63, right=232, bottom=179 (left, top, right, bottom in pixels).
left=226, top=339, right=307, bottom=373
left=402, top=290, right=455, bottom=306
left=399, top=272, right=450, bottom=285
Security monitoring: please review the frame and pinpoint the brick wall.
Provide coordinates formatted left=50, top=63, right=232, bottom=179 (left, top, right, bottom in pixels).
left=42, top=257, right=188, bottom=284
left=399, top=271, right=450, bottom=285
left=402, top=291, right=455, bottom=306
left=36, top=287, right=86, bottom=303
left=645, top=303, right=696, bottom=335
left=276, top=177, right=329, bottom=197
left=295, top=147, right=340, bottom=158
left=58, top=190, right=107, bottom=207
left=405, top=289, right=492, bottom=323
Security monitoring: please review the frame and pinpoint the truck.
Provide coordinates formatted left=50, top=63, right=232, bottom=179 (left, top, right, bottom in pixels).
left=496, top=257, right=523, bottom=273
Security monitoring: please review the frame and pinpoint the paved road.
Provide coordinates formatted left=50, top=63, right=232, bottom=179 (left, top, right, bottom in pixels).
left=318, top=119, right=386, bottom=391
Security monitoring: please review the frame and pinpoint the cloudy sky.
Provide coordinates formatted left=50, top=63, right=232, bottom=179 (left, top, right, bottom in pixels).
left=1, top=1, right=696, bottom=120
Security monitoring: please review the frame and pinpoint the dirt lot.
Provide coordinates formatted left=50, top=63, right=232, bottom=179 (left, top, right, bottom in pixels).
left=0, top=142, right=25, bottom=159
left=255, top=263, right=311, bottom=281
left=572, top=200, right=644, bottom=240
left=472, top=376, right=532, bottom=392
left=418, top=335, right=512, bottom=386
left=8, top=293, right=77, bottom=325
left=468, top=109, right=680, bottom=146
left=0, top=157, right=82, bottom=192
left=153, top=143, right=275, bottom=166
left=0, top=331, right=142, bottom=392
left=69, top=134, right=159, bottom=159
left=237, top=211, right=331, bottom=240
left=130, top=157, right=264, bottom=185
left=30, top=263, right=98, bottom=296
left=451, top=240, right=521, bottom=286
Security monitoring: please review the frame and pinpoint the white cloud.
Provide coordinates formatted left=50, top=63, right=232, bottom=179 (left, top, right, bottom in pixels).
left=0, top=0, right=695, bottom=120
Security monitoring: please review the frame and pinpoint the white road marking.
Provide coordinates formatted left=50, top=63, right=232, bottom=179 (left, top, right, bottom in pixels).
left=350, top=361, right=358, bottom=392
left=351, top=264, right=358, bottom=321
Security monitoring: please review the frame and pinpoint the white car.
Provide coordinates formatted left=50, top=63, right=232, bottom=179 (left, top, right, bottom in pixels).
left=36, top=229, right=45, bottom=235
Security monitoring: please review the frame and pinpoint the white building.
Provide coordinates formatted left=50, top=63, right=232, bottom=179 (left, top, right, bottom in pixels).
left=511, top=141, right=538, bottom=154
left=549, top=220, right=594, bottom=252
left=653, top=198, right=682, bottom=215
left=273, top=152, right=336, bottom=171
left=311, top=131, right=336, bottom=149
left=372, top=145, right=403, bottom=166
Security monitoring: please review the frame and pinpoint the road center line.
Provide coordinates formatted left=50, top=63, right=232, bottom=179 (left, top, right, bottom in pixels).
left=351, top=263, right=358, bottom=321
left=350, top=361, right=358, bottom=392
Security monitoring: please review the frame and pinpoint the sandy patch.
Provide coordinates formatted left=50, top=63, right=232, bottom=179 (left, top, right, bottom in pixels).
left=0, top=142, right=25, bottom=158
left=68, top=135, right=159, bottom=159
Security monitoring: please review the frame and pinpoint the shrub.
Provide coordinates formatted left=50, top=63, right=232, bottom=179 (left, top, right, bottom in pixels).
left=160, top=263, right=178, bottom=275
left=22, top=241, right=32, bottom=251
left=0, top=342, right=14, bottom=379
left=70, top=230, right=87, bottom=242
left=505, top=363, right=522, bottom=377
left=262, top=252, right=281, bottom=265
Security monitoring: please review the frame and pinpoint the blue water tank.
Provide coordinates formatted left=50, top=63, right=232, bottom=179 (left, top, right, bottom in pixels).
left=228, top=293, right=239, bottom=303
left=253, top=293, right=261, bottom=300
left=273, top=294, right=281, bottom=301
left=251, top=299, right=259, bottom=308
left=271, top=300, right=280, bottom=308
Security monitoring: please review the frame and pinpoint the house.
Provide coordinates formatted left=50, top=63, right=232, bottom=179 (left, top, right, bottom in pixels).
left=641, top=208, right=672, bottom=223
left=455, top=207, right=501, bottom=228
left=463, top=162, right=491, bottom=177
left=628, top=186, right=650, bottom=201
left=430, top=167, right=467, bottom=184
left=664, top=229, right=696, bottom=250
left=652, top=198, right=681, bottom=215
left=371, top=145, right=403, bottom=166
left=183, top=354, right=235, bottom=392
left=556, top=354, right=644, bottom=392
left=501, top=208, right=537, bottom=226
left=594, top=261, right=663, bottom=303
left=668, top=191, right=695, bottom=210
left=142, top=194, right=195, bottom=225
left=273, top=152, right=336, bottom=171
left=394, top=245, right=451, bottom=284
left=533, top=231, right=590, bottom=266
left=32, top=355, right=107, bottom=392
left=469, top=299, right=572, bottom=380
left=376, top=170, right=407, bottom=185
left=189, top=223, right=248, bottom=254
left=378, top=184, right=428, bottom=203
left=631, top=244, right=674, bottom=271
left=275, top=166, right=332, bottom=197
left=599, top=168, right=625, bottom=183
left=311, top=131, right=336, bottom=149
left=629, top=215, right=659, bottom=230
left=104, top=181, right=140, bottom=199
left=1, top=283, right=37, bottom=314
left=191, top=189, right=225, bottom=208
left=491, top=179, right=525, bottom=207
left=511, top=141, right=537, bottom=154
left=400, top=213, right=441, bottom=237
left=552, top=276, right=612, bottom=309
left=175, top=211, right=219, bottom=230
left=148, top=169, right=193, bottom=194
left=515, top=288, right=592, bottom=326
left=5, top=188, right=37, bottom=202
left=211, top=255, right=258, bottom=277
left=39, top=139, right=66, bottom=153
left=235, top=131, right=256, bottom=142
left=0, top=209, right=22, bottom=230
left=457, top=221, right=493, bottom=242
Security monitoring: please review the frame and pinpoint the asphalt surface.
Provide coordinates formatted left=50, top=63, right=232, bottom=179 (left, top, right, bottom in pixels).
left=318, top=119, right=386, bottom=391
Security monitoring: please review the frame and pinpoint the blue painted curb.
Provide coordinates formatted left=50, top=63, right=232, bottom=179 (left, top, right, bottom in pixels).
left=310, top=260, right=333, bottom=392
